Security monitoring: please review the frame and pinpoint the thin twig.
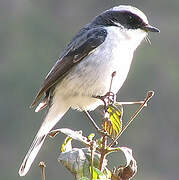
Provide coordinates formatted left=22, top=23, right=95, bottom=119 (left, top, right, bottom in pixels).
left=39, top=161, right=46, bottom=180
left=107, top=71, right=116, bottom=106
left=84, top=110, right=114, bottom=139
left=90, top=141, right=94, bottom=180
left=108, top=91, right=154, bottom=147
left=109, top=71, right=116, bottom=93
left=84, top=110, right=101, bottom=132
left=118, top=101, right=146, bottom=106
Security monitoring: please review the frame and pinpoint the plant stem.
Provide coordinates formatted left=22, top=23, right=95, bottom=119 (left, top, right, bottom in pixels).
left=118, top=101, right=146, bottom=106
left=99, top=72, right=117, bottom=171
left=90, top=141, right=94, bottom=180
left=39, top=161, right=46, bottom=180
left=84, top=110, right=101, bottom=132
left=99, top=135, right=107, bottom=171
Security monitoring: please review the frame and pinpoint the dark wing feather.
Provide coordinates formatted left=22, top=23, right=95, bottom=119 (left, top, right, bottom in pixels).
left=30, top=27, right=107, bottom=108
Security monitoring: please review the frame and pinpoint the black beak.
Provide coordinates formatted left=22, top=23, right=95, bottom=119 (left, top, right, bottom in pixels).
left=142, top=24, right=160, bottom=33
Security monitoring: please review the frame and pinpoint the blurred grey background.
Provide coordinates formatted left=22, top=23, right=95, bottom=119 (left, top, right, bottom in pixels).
left=0, top=0, right=178, bottom=180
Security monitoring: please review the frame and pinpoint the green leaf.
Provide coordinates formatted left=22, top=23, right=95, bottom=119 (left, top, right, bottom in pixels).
left=88, top=133, right=95, bottom=141
left=61, top=136, right=72, bottom=152
left=104, top=103, right=123, bottom=138
left=91, top=167, right=106, bottom=180
left=97, top=138, right=102, bottom=149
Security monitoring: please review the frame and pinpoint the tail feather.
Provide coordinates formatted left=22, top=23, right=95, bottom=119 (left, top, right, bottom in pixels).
left=19, top=101, right=69, bottom=176
left=19, top=135, right=46, bottom=176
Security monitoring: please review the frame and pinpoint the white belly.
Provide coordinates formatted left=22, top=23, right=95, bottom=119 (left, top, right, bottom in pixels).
left=53, top=26, right=137, bottom=110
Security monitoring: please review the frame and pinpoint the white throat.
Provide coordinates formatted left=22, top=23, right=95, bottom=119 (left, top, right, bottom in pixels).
left=105, top=26, right=147, bottom=51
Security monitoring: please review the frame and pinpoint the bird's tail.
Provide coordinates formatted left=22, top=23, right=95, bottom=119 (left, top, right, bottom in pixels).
left=19, top=102, right=69, bottom=176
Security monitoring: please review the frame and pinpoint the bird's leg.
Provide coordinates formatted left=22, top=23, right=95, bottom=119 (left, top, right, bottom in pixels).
left=95, top=92, right=116, bottom=111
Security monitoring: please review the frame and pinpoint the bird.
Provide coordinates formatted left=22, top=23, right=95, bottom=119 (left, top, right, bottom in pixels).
left=19, top=5, right=159, bottom=176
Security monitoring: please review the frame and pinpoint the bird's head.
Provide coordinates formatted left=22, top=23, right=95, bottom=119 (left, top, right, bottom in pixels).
left=92, top=5, right=159, bottom=44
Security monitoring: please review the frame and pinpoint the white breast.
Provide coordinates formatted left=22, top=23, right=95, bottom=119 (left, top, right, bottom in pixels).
left=53, top=26, right=146, bottom=110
